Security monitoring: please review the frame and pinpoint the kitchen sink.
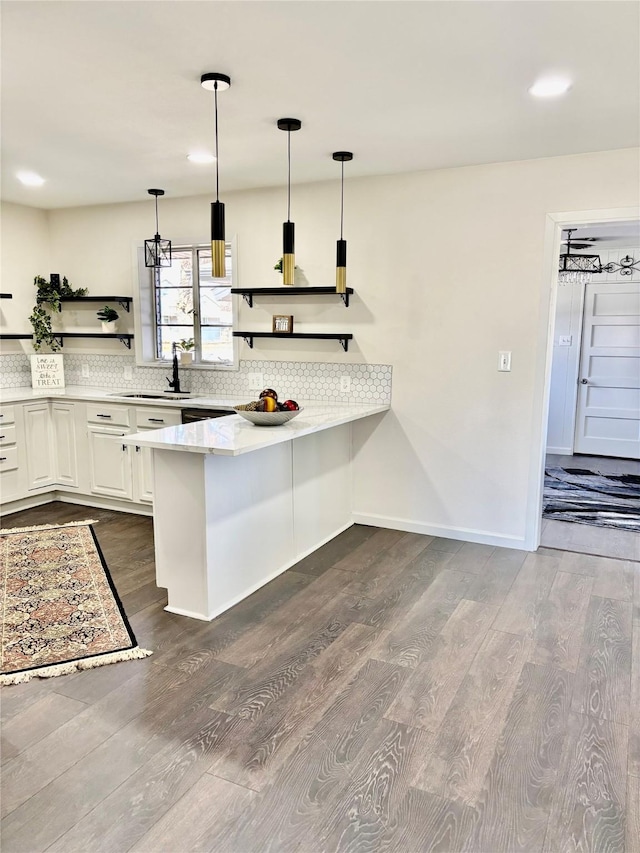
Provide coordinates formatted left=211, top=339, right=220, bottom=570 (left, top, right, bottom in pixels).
left=109, top=392, right=193, bottom=400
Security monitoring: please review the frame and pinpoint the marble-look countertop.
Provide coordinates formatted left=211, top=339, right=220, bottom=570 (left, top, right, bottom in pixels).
left=122, top=402, right=389, bottom=456
left=0, top=386, right=239, bottom=409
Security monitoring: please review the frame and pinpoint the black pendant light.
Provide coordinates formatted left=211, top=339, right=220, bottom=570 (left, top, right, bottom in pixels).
left=201, top=72, right=231, bottom=278
left=277, top=118, right=302, bottom=286
left=144, top=189, right=172, bottom=268
left=333, top=151, right=353, bottom=293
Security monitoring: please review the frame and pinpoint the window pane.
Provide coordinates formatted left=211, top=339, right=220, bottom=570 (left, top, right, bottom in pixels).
left=157, top=288, right=194, bottom=325
left=201, top=326, right=233, bottom=364
left=157, top=326, right=193, bottom=361
left=159, top=251, right=193, bottom=288
left=200, top=287, right=232, bottom=325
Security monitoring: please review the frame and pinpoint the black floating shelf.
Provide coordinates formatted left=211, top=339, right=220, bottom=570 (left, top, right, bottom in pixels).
left=50, top=333, right=134, bottom=350
left=0, top=293, right=13, bottom=299
left=234, top=331, right=353, bottom=352
left=59, top=296, right=132, bottom=312
left=231, top=287, right=353, bottom=308
left=0, top=333, right=32, bottom=340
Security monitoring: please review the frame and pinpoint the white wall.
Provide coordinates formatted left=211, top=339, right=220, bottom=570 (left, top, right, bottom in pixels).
left=546, top=244, right=640, bottom=455
left=3, top=147, right=639, bottom=548
left=0, top=202, right=50, bottom=345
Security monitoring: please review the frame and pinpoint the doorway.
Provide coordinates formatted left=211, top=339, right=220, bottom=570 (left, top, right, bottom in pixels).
left=540, top=219, right=640, bottom=560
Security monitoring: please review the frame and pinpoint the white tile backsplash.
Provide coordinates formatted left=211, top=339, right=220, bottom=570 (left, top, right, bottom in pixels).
left=0, top=353, right=392, bottom=403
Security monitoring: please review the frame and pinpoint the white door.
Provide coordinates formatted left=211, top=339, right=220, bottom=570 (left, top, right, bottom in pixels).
left=574, top=282, right=640, bottom=458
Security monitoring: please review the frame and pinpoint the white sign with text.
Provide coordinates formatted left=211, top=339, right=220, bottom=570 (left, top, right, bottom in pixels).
left=30, top=354, right=65, bottom=389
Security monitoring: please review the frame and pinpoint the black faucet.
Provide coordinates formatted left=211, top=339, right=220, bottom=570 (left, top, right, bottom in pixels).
left=166, top=342, right=187, bottom=394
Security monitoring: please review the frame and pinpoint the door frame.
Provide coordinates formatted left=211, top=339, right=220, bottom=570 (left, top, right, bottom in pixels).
left=525, top=205, right=639, bottom=551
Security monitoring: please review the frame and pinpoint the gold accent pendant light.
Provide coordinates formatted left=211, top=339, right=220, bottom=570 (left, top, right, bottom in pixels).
left=201, top=72, right=231, bottom=277
left=277, top=118, right=302, bottom=285
left=333, top=152, right=353, bottom=293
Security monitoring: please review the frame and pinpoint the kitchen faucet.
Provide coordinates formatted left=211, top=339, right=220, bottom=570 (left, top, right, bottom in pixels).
left=166, top=342, right=187, bottom=394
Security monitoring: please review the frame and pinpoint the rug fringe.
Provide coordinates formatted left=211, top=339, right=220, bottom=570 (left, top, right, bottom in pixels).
left=0, top=519, right=100, bottom=535
left=0, top=647, right=152, bottom=686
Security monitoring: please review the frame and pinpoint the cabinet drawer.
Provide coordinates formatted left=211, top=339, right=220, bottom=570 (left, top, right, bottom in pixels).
left=0, top=424, right=17, bottom=447
left=0, top=446, right=18, bottom=472
left=86, top=403, right=131, bottom=428
left=135, top=407, right=182, bottom=429
left=0, top=406, right=16, bottom=425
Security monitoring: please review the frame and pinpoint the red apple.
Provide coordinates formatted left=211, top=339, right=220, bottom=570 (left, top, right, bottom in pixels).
left=282, top=400, right=299, bottom=411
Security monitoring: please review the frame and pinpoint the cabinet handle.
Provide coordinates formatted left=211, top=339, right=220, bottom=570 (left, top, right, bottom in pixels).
left=0, top=457, right=6, bottom=462
left=96, top=413, right=112, bottom=419
left=0, top=435, right=5, bottom=440
left=135, top=446, right=141, bottom=452
left=147, top=418, right=164, bottom=423
left=122, top=444, right=128, bottom=451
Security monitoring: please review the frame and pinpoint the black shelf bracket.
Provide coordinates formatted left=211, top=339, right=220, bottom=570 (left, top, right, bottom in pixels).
left=116, top=299, right=132, bottom=312
left=339, top=291, right=350, bottom=308
left=241, top=293, right=253, bottom=308
left=241, top=334, right=255, bottom=348
left=117, top=335, right=132, bottom=349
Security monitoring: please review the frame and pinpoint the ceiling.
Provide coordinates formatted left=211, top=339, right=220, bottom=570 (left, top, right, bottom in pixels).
left=2, top=1, right=639, bottom=210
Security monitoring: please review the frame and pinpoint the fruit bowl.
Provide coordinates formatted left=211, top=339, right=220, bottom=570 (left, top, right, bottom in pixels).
left=234, top=407, right=303, bottom=427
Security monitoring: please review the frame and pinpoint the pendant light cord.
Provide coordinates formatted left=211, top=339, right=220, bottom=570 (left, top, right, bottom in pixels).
left=155, top=195, right=160, bottom=236
left=340, top=160, right=344, bottom=240
left=287, top=129, right=291, bottom=222
left=214, top=82, right=220, bottom=202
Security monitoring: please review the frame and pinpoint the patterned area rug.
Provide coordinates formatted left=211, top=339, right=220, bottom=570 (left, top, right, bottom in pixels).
left=543, top=467, right=640, bottom=531
left=0, top=520, right=151, bottom=685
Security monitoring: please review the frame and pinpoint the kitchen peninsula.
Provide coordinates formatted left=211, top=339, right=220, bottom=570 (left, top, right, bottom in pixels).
left=123, top=403, right=389, bottom=620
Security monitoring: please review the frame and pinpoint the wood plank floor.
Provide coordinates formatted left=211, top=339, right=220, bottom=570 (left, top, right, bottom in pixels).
left=1, top=502, right=639, bottom=853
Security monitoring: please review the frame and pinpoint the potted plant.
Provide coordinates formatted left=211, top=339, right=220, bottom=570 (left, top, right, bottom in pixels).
left=29, top=274, right=87, bottom=351
left=178, top=337, right=195, bottom=365
left=97, top=306, right=119, bottom=333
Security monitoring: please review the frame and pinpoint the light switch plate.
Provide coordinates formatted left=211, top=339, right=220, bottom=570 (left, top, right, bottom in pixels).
left=558, top=335, right=572, bottom=346
left=81, top=363, right=90, bottom=378
left=248, top=372, right=264, bottom=391
left=498, top=351, right=512, bottom=372
left=123, top=366, right=133, bottom=380
left=340, top=376, right=351, bottom=393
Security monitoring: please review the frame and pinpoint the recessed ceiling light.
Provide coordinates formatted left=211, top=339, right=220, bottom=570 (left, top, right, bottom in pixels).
left=528, top=77, right=572, bottom=98
left=187, top=152, right=216, bottom=164
left=17, top=170, right=45, bottom=186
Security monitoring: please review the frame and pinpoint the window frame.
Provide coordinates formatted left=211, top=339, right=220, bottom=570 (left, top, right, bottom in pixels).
left=133, top=236, right=239, bottom=371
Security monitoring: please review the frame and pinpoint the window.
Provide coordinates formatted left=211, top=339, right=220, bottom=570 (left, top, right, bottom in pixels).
left=136, top=241, right=237, bottom=368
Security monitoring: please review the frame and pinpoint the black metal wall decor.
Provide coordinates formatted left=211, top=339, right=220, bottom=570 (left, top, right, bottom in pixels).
left=278, top=118, right=302, bottom=286
left=201, top=72, right=231, bottom=278
left=601, top=254, right=640, bottom=276
left=144, top=189, right=172, bottom=268
left=333, top=152, right=353, bottom=295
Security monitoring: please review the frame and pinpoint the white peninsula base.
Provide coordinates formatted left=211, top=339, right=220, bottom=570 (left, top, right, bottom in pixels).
left=136, top=405, right=389, bottom=621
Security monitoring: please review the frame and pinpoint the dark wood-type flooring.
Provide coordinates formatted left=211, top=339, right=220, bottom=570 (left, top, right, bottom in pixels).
left=1, top=502, right=639, bottom=852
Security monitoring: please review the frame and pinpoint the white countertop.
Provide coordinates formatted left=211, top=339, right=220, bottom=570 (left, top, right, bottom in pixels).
left=0, top=386, right=389, bottom=457
left=0, top=386, right=240, bottom=409
left=122, top=402, right=389, bottom=456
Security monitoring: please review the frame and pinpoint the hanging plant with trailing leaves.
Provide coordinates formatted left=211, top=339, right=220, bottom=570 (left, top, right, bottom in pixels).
left=29, top=274, right=88, bottom=351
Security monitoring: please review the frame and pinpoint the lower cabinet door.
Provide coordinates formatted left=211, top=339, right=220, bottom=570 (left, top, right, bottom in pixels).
left=52, top=403, right=79, bottom=488
left=88, top=426, right=133, bottom=500
left=24, top=402, right=55, bottom=490
left=135, top=433, right=154, bottom=504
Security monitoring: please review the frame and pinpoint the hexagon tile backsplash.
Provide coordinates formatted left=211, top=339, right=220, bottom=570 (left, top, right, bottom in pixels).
left=0, top=354, right=392, bottom=404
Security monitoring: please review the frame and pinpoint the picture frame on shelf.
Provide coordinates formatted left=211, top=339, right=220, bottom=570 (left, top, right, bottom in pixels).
left=272, top=314, right=294, bottom=333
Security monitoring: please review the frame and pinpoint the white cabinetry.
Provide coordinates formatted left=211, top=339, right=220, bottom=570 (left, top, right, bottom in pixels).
left=132, top=407, right=182, bottom=503
left=24, top=402, right=55, bottom=490
left=0, top=405, right=25, bottom=502
left=52, top=402, right=79, bottom=488
left=87, top=403, right=133, bottom=500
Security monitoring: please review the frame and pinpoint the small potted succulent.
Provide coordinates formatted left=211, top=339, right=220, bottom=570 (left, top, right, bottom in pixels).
left=97, top=306, right=119, bottom=333
left=178, top=337, right=195, bottom=365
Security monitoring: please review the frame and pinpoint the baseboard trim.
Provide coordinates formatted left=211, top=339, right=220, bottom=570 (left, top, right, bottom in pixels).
left=1, top=491, right=153, bottom=518
left=546, top=446, right=573, bottom=456
left=352, top=512, right=530, bottom=551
